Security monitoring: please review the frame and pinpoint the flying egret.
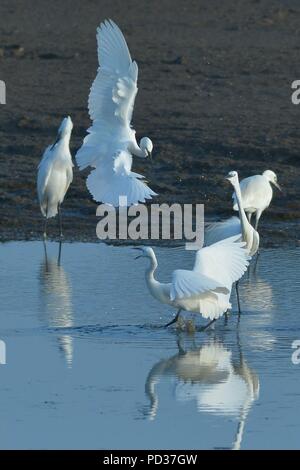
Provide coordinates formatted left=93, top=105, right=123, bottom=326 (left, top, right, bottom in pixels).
left=76, top=19, right=156, bottom=207
left=37, top=116, right=73, bottom=239
left=232, top=170, right=282, bottom=230
left=134, top=235, right=250, bottom=329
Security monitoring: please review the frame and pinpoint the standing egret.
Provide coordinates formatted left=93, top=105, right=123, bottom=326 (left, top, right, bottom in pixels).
left=134, top=235, right=250, bottom=330
left=37, top=116, right=73, bottom=239
left=76, top=19, right=156, bottom=206
left=232, top=170, right=282, bottom=230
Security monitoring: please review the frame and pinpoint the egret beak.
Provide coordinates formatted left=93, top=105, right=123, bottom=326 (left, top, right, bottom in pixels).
left=274, top=181, right=282, bottom=192
left=51, top=132, right=61, bottom=150
left=132, top=247, right=143, bottom=260
left=147, top=150, right=153, bottom=164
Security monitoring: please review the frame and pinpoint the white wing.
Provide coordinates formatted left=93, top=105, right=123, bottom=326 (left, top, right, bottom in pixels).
left=75, top=20, right=156, bottom=206
left=194, top=235, right=250, bottom=290
left=170, top=270, right=228, bottom=301
left=86, top=150, right=156, bottom=206
left=205, top=216, right=241, bottom=246
left=232, top=175, right=270, bottom=211
left=37, top=145, right=53, bottom=204
left=76, top=19, right=138, bottom=171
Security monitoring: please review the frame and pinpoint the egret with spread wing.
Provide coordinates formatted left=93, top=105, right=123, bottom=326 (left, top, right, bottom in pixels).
left=134, top=235, right=250, bottom=330
left=37, top=116, right=73, bottom=239
left=76, top=19, right=156, bottom=206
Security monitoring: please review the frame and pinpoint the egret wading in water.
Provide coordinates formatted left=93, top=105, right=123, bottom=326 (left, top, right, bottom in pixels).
left=205, top=171, right=259, bottom=313
left=37, top=116, right=73, bottom=239
left=134, top=235, right=250, bottom=330
left=76, top=19, right=156, bottom=207
left=232, top=170, right=282, bottom=230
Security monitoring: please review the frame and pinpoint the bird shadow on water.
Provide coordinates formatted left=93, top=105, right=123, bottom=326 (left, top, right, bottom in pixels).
left=38, top=240, right=74, bottom=367
left=141, top=328, right=260, bottom=450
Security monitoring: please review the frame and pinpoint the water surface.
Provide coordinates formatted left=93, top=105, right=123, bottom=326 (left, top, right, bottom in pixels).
left=0, top=241, right=299, bottom=449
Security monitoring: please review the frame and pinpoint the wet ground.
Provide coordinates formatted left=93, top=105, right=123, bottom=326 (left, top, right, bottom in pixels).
left=0, top=0, right=299, bottom=244
left=0, top=241, right=300, bottom=449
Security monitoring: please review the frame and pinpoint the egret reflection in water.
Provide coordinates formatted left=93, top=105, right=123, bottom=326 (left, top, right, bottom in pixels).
left=38, top=241, right=74, bottom=366
left=144, top=334, right=259, bottom=450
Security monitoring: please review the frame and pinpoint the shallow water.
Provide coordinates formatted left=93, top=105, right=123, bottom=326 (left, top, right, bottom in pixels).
left=0, top=240, right=300, bottom=449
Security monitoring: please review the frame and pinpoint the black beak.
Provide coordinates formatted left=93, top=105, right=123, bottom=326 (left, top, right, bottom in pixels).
left=147, top=151, right=152, bottom=162
left=132, top=247, right=143, bottom=260
left=51, top=133, right=60, bottom=150
left=274, top=181, right=282, bottom=192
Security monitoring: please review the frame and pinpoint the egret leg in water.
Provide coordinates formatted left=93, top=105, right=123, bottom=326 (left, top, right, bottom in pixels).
left=164, top=309, right=181, bottom=328
left=200, top=318, right=217, bottom=331
left=58, top=205, right=63, bottom=239
left=236, top=281, right=241, bottom=314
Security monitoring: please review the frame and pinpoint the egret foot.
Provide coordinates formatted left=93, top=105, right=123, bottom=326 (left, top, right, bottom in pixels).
left=186, top=319, right=196, bottom=334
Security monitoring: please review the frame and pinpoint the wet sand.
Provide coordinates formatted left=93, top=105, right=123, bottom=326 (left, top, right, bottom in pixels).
left=0, top=0, right=299, bottom=245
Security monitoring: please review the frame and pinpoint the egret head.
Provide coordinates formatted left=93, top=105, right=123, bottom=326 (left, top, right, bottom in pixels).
left=263, top=170, right=282, bottom=191
left=140, top=137, right=153, bottom=159
left=226, top=170, right=239, bottom=186
left=59, top=115, right=73, bottom=137
left=52, top=116, right=73, bottom=149
left=133, top=246, right=155, bottom=260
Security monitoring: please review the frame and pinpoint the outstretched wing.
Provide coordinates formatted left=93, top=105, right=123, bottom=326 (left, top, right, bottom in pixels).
left=76, top=20, right=138, bottom=170
left=205, top=216, right=241, bottom=246
left=89, top=19, right=138, bottom=125
left=194, top=235, right=250, bottom=289
left=170, top=269, right=228, bottom=301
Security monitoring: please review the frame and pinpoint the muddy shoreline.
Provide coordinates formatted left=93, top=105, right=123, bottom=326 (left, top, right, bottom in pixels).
left=0, top=0, right=299, bottom=245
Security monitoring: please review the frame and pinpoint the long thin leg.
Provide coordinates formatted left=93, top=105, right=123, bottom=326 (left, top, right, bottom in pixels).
left=58, top=204, right=63, bottom=238
left=201, top=318, right=216, bottom=331
left=164, top=309, right=181, bottom=328
left=253, top=250, right=260, bottom=271
left=43, top=202, right=48, bottom=240
left=43, top=217, right=48, bottom=240
left=58, top=241, right=62, bottom=266
left=254, top=210, right=262, bottom=231
left=236, top=281, right=241, bottom=314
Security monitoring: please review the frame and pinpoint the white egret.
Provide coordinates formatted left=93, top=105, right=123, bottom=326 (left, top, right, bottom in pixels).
left=76, top=19, right=156, bottom=207
left=232, top=170, right=282, bottom=230
left=206, top=171, right=260, bottom=258
left=134, top=235, right=250, bottom=329
left=37, top=116, right=73, bottom=238
left=205, top=171, right=260, bottom=313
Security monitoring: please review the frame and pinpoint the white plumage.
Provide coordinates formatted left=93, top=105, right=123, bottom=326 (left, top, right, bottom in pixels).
left=76, top=19, right=156, bottom=206
left=232, top=170, right=281, bottom=229
left=37, top=116, right=73, bottom=237
left=134, top=235, right=250, bottom=326
left=205, top=171, right=260, bottom=258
